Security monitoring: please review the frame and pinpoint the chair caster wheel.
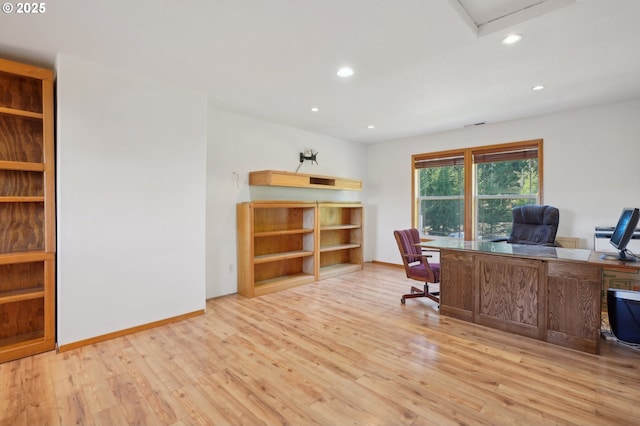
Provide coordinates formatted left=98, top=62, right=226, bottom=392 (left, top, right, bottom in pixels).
left=401, top=298, right=406, bottom=304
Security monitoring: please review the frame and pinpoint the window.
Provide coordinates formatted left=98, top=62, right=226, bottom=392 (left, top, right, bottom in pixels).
left=412, top=140, right=542, bottom=240
left=414, top=152, right=465, bottom=237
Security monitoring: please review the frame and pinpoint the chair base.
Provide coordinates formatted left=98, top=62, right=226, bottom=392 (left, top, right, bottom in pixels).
left=401, top=284, right=440, bottom=305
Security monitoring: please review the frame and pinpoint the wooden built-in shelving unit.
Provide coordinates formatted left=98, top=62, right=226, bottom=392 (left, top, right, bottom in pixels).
left=237, top=201, right=317, bottom=297
left=317, top=202, right=363, bottom=279
left=237, top=201, right=363, bottom=297
left=0, top=58, right=56, bottom=363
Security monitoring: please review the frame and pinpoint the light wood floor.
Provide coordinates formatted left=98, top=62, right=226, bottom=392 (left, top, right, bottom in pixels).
left=2, top=263, right=640, bottom=425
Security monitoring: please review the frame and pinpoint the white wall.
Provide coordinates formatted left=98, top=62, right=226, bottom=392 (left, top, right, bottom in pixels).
left=54, top=53, right=638, bottom=337
left=367, top=99, right=640, bottom=264
left=56, top=55, right=207, bottom=346
left=206, top=109, right=367, bottom=298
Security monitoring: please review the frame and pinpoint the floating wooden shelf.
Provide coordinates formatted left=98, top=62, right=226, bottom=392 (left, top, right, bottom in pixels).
left=249, top=170, right=362, bottom=191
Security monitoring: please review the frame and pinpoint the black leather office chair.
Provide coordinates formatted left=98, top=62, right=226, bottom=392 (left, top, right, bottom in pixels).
left=493, top=205, right=559, bottom=246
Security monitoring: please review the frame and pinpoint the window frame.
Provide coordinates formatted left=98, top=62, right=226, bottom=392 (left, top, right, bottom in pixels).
left=412, top=139, right=543, bottom=240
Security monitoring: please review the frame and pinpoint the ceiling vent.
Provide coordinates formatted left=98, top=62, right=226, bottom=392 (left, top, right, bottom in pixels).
left=448, top=0, right=576, bottom=36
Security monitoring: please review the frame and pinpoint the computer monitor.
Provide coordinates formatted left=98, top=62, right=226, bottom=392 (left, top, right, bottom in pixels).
left=602, top=208, right=640, bottom=262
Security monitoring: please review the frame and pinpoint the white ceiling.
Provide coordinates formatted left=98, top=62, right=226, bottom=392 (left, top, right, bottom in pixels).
left=1, top=0, right=639, bottom=144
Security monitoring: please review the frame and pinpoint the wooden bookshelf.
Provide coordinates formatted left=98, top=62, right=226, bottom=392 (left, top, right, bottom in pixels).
left=317, top=203, right=363, bottom=279
left=237, top=201, right=317, bottom=297
left=0, top=58, right=56, bottom=363
left=237, top=201, right=364, bottom=297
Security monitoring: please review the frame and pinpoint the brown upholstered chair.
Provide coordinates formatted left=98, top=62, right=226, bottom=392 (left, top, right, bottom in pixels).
left=393, top=228, right=440, bottom=305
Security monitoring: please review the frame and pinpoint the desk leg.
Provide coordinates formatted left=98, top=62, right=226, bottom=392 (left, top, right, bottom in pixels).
left=440, top=250, right=474, bottom=322
left=547, top=262, right=602, bottom=354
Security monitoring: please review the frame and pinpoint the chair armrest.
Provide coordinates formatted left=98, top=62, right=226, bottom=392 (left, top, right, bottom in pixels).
left=401, top=253, right=433, bottom=259
left=420, top=247, right=440, bottom=252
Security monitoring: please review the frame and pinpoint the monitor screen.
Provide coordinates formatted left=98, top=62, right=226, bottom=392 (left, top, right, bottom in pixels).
left=610, top=207, right=640, bottom=250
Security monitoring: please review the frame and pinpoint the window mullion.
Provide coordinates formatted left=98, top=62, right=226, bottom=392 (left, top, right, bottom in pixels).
left=464, top=148, right=473, bottom=241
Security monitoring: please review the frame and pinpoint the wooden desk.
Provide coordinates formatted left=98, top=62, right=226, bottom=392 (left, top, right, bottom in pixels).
left=421, top=240, right=640, bottom=354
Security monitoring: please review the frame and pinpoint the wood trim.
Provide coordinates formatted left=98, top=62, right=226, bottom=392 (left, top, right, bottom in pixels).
left=0, top=338, right=53, bottom=364
left=0, top=251, right=55, bottom=265
left=57, top=309, right=205, bottom=352
left=412, top=148, right=467, bottom=163
left=44, top=260, right=56, bottom=341
left=239, top=200, right=317, bottom=207
left=0, top=196, right=45, bottom=202
left=0, top=160, right=45, bottom=172
left=537, top=138, right=544, bottom=203
left=0, top=288, right=45, bottom=304
left=0, top=57, right=53, bottom=80
left=0, top=106, right=43, bottom=119
left=469, top=138, right=542, bottom=156
left=411, top=156, right=416, bottom=229
left=371, top=260, right=403, bottom=269
left=463, top=147, right=473, bottom=240
left=42, top=78, right=56, bottom=252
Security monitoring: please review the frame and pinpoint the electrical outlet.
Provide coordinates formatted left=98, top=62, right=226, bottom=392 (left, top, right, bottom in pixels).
left=228, top=264, right=234, bottom=273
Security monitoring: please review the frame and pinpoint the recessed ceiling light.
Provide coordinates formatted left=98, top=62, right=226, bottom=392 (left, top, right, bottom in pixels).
left=310, top=107, right=319, bottom=112
left=532, top=85, right=545, bottom=91
left=337, top=67, right=354, bottom=78
left=502, top=34, right=522, bottom=45
left=367, top=125, right=375, bottom=129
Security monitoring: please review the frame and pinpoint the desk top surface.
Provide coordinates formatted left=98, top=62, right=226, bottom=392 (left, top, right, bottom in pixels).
left=420, top=239, right=640, bottom=269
